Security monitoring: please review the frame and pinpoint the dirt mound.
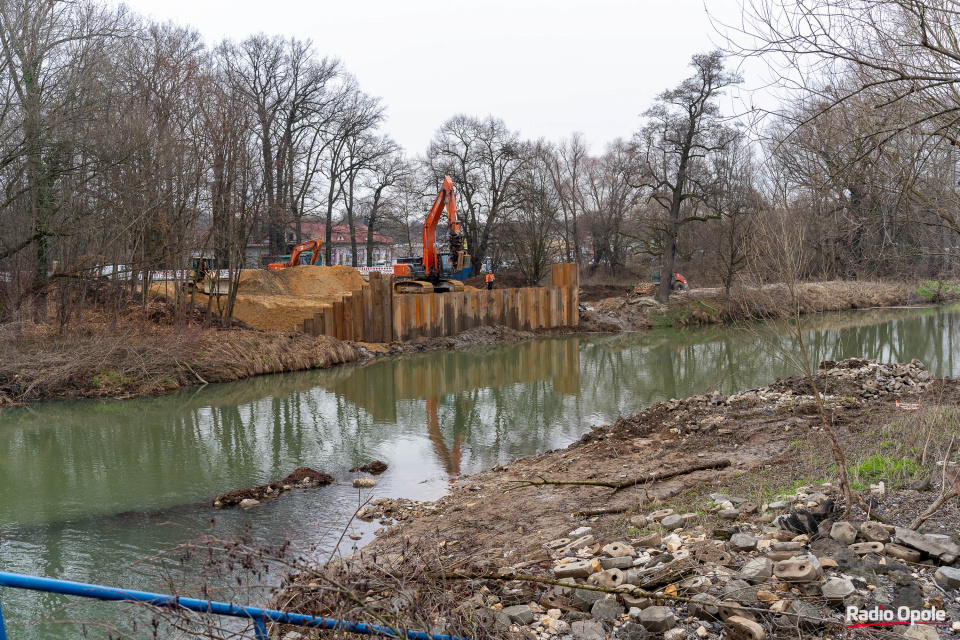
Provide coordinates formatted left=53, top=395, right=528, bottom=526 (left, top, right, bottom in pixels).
left=282, top=467, right=335, bottom=485
left=579, top=283, right=636, bottom=302
left=349, top=460, right=388, bottom=475
left=237, top=270, right=287, bottom=296
left=237, top=265, right=365, bottom=297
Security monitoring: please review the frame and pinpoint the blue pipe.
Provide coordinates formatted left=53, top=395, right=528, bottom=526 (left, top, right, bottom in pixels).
left=0, top=571, right=470, bottom=640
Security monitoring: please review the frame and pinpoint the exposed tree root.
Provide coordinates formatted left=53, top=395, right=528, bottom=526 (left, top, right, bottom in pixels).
left=507, top=459, right=731, bottom=494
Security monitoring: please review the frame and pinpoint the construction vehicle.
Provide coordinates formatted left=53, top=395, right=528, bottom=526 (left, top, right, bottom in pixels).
left=267, top=238, right=323, bottom=271
left=393, top=175, right=471, bottom=294
left=652, top=268, right=688, bottom=291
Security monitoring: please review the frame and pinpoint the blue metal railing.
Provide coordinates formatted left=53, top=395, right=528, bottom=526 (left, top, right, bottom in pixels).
left=0, top=571, right=470, bottom=640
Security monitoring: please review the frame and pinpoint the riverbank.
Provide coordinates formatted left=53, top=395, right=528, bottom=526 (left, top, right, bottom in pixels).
left=277, top=358, right=960, bottom=639
left=0, top=316, right=359, bottom=405
left=1, top=279, right=954, bottom=406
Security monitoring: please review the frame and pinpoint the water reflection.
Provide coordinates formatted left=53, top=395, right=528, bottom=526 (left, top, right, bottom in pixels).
left=1, top=305, right=959, bottom=639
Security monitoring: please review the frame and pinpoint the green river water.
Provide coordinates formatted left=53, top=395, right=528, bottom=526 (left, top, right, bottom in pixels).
left=1, top=305, right=959, bottom=638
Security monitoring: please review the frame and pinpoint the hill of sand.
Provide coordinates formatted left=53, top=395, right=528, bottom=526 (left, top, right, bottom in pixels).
left=148, top=266, right=369, bottom=331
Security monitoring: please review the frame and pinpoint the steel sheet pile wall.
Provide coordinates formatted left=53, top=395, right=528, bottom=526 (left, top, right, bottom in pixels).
left=298, top=264, right=578, bottom=343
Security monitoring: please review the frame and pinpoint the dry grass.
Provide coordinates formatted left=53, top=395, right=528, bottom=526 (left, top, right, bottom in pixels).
left=0, top=321, right=359, bottom=405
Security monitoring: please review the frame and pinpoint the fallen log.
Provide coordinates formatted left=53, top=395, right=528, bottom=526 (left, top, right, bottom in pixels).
left=508, top=459, right=731, bottom=494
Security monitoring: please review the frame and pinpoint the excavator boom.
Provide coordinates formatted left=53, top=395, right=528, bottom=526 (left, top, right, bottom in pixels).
left=267, top=238, right=323, bottom=271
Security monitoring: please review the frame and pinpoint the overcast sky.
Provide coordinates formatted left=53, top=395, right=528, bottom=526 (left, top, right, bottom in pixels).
left=118, top=0, right=755, bottom=155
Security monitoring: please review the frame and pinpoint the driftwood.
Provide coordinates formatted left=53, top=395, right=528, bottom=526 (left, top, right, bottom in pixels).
left=910, top=435, right=959, bottom=530
left=429, top=570, right=769, bottom=616
left=508, top=459, right=731, bottom=494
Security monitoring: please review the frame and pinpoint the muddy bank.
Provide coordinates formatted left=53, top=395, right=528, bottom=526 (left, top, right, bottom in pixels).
left=0, top=320, right=359, bottom=406
left=277, top=359, right=960, bottom=639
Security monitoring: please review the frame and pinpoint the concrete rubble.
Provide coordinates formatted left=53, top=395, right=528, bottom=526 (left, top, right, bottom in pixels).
left=322, top=360, right=959, bottom=638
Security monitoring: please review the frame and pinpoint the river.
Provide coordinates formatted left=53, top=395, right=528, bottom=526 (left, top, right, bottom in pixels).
left=1, top=305, right=958, bottom=638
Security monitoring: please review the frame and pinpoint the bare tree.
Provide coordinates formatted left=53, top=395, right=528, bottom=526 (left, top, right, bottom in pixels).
left=634, top=50, right=742, bottom=302
left=547, top=133, right=589, bottom=264
left=501, top=141, right=560, bottom=285
left=424, top=115, right=526, bottom=274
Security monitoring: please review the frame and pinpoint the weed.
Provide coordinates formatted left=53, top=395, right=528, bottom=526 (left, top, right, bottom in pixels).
left=850, top=454, right=919, bottom=488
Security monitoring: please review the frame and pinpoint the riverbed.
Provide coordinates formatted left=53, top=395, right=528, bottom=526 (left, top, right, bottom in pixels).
left=1, top=304, right=958, bottom=638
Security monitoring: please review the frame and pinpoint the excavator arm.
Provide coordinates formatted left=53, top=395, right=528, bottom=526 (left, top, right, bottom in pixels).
left=422, top=175, right=465, bottom=276
left=286, top=239, right=323, bottom=268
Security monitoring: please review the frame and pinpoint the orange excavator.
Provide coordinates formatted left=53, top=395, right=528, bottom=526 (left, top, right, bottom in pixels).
left=393, top=175, right=471, bottom=293
left=267, top=238, right=323, bottom=271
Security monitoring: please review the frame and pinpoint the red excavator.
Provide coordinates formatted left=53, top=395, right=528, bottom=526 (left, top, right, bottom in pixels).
left=393, top=175, right=471, bottom=293
left=267, top=238, right=323, bottom=271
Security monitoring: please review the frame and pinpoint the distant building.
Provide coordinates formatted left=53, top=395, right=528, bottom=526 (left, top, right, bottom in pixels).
left=246, top=222, right=395, bottom=267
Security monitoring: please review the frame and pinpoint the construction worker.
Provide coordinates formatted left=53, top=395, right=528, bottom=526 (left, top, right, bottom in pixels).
left=485, top=269, right=495, bottom=290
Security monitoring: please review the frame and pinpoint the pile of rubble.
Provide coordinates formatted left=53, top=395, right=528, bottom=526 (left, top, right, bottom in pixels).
left=457, top=486, right=960, bottom=639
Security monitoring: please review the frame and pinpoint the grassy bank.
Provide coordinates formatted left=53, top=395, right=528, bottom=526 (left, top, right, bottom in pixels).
left=649, top=280, right=942, bottom=327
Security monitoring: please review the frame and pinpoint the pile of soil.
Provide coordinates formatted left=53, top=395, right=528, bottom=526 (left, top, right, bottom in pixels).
left=282, top=467, right=335, bottom=485
left=579, top=283, right=636, bottom=302
left=349, top=460, right=389, bottom=474
left=214, top=466, right=335, bottom=508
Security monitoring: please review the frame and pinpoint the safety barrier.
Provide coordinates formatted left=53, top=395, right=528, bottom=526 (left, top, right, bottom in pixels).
left=0, top=570, right=469, bottom=640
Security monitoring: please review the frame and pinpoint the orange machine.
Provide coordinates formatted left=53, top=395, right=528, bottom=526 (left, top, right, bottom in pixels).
left=393, top=175, right=471, bottom=293
left=267, top=238, right=323, bottom=271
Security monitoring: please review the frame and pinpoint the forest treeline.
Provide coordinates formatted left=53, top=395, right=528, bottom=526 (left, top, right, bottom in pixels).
left=2, top=0, right=960, bottom=325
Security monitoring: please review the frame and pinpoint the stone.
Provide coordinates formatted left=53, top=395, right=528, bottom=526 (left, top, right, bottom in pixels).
left=678, top=575, right=712, bottom=594
left=771, top=541, right=803, bottom=551
left=773, top=555, right=822, bottom=582
left=554, top=560, right=594, bottom=579
left=634, top=533, right=662, bottom=548
left=590, top=597, right=624, bottom=621
left=618, top=621, right=651, bottom=640
left=756, top=590, right=777, bottom=602
left=849, top=542, right=885, bottom=555
left=696, top=626, right=710, bottom=639
left=688, top=593, right=721, bottom=620
left=820, top=577, right=855, bottom=600
left=724, top=579, right=760, bottom=604
left=663, top=629, right=686, bottom=640
left=352, top=477, right=376, bottom=488
left=934, top=566, right=960, bottom=590
left=621, top=593, right=653, bottom=609
left=859, top=521, right=891, bottom=543
left=636, top=606, right=676, bottom=632
left=718, top=509, right=740, bottom=520
left=884, top=543, right=922, bottom=563
left=571, top=588, right=605, bottom=612
left=730, top=532, right=758, bottom=552
left=602, top=541, right=636, bottom=558
left=600, top=556, right=634, bottom=570
left=725, top=615, right=766, bottom=640
left=768, top=500, right=790, bottom=509
left=587, top=568, right=625, bottom=589
left=782, top=600, right=823, bottom=630
left=895, top=526, right=960, bottom=562
left=661, top=514, right=685, bottom=530
left=739, top=557, right=773, bottom=584
left=560, top=535, right=596, bottom=554
left=630, top=515, right=649, bottom=528
left=904, top=624, right=941, bottom=640
left=664, top=534, right=683, bottom=552
left=238, top=498, right=260, bottom=508
left=571, top=620, right=606, bottom=640
left=718, top=600, right=755, bottom=622
left=648, top=509, right=674, bottom=522
left=502, top=604, right=535, bottom=625
left=740, top=502, right=759, bottom=515
left=569, top=526, right=594, bottom=538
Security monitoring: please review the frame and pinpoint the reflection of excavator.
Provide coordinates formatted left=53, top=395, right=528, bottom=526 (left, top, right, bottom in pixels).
left=393, top=175, right=471, bottom=294
left=267, top=238, right=323, bottom=271
left=425, top=396, right=464, bottom=477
